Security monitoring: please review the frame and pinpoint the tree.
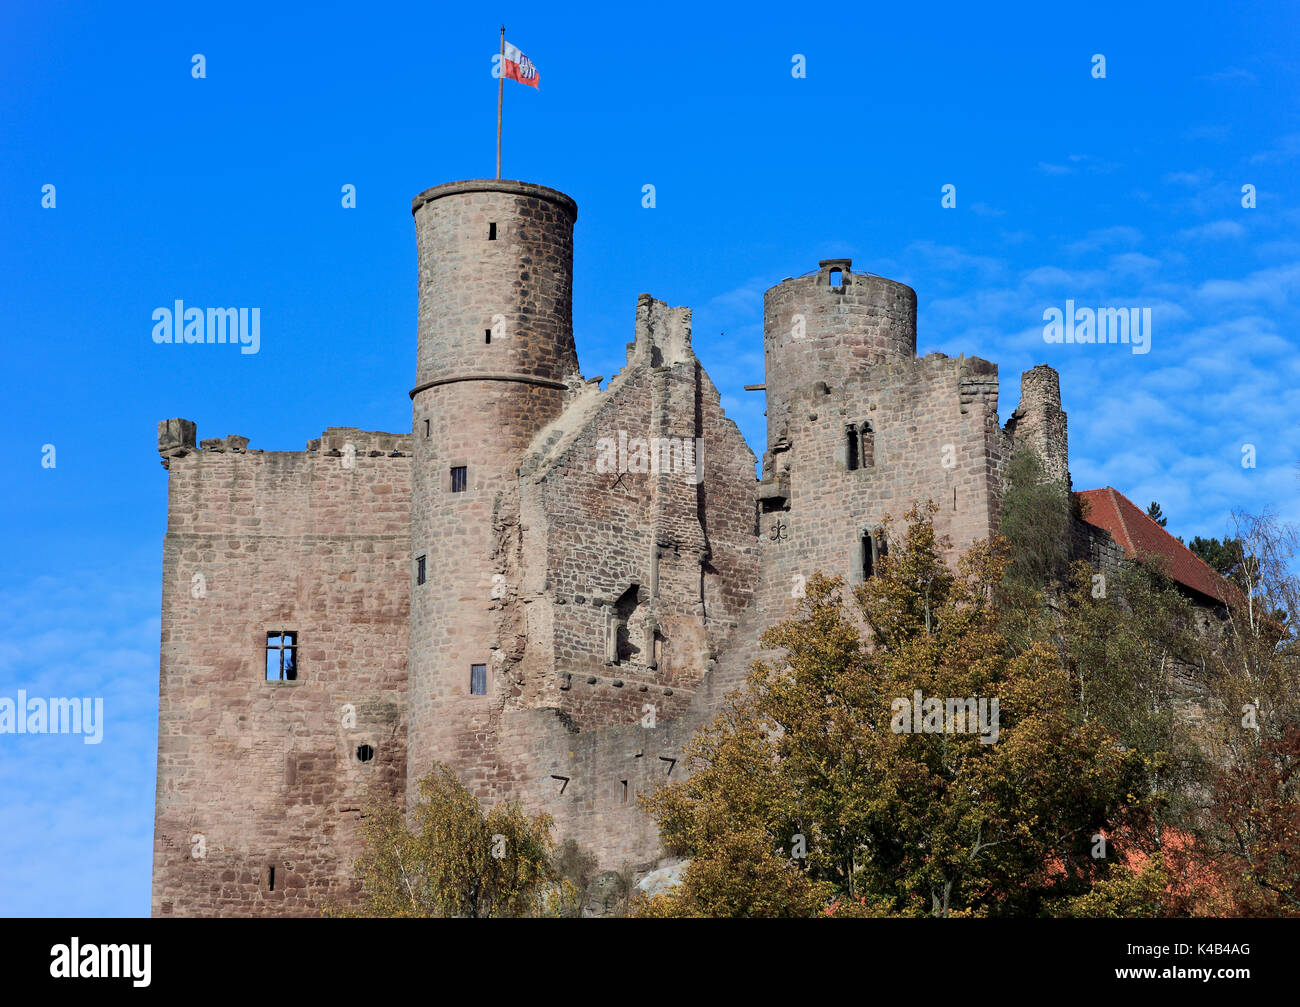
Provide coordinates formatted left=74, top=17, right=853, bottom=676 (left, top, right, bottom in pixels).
left=1147, top=502, right=1168, bottom=528
left=336, top=764, right=566, bottom=917
left=1188, top=535, right=1245, bottom=578
left=1046, top=854, right=1170, bottom=918
left=1000, top=448, right=1072, bottom=593
left=1205, top=725, right=1300, bottom=916
left=551, top=839, right=599, bottom=918
left=635, top=689, right=833, bottom=917
left=641, top=502, right=1149, bottom=917
left=1055, top=559, right=1206, bottom=847
left=1191, top=511, right=1300, bottom=915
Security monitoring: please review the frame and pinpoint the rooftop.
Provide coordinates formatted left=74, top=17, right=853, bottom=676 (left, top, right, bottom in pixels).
left=1076, top=486, right=1231, bottom=605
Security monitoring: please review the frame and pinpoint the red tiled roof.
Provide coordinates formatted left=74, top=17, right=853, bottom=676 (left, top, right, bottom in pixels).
left=1076, top=487, right=1231, bottom=604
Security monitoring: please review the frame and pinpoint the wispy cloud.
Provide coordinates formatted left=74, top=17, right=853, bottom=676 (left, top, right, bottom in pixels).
left=1203, top=67, right=1258, bottom=83
left=1065, top=226, right=1143, bottom=255
left=1163, top=169, right=1214, bottom=187
left=1249, top=133, right=1300, bottom=165
left=0, top=564, right=160, bottom=917
left=1177, top=219, right=1247, bottom=240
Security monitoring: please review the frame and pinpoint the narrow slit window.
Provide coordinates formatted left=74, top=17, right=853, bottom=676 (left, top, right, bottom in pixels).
left=450, top=466, right=467, bottom=493
left=845, top=425, right=859, bottom=471
left=485, top=328, right=492, bottom=344
left=861, top=533, right=874, bottom=580
left=424, top=418, right=430, bottom=438
left=265, top=631, right=298, bottom=681
left=416, top=555, right=426, bottom=585
left=860, top=421, right=874, bottom=468
left=267, top=866, right=276, bottom=892
left=470, top=663, right=487, bottom=695
left=488, top=222, right=497, bottom=240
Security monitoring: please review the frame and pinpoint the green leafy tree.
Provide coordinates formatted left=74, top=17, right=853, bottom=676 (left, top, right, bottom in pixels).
left=635, top=690, right=833, bottom=917
left=1188, top=535, right=1245, bottom=578
left=336, top=764, right=563, bottom=917
left=1055, top=560, right=1205, bottom=845
left=1000, top=448, right=1072, bottom=594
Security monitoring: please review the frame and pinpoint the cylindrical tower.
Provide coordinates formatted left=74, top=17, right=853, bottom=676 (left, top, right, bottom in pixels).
left=406, top=179, right=578, bottom=804
left=762, top=258, right=916, bottom=451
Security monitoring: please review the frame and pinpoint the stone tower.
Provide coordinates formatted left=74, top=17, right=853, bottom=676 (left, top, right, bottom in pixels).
left=406, top=180, right=579, bottom=805
left=747, top=258, right=1005, bottom=642
left=761, top=257, right=918, bottom=461
left=1004, top=363, right=1069, bottom=485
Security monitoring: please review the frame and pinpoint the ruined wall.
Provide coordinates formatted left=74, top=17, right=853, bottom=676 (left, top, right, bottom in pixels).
left=1004, top=364, right=1069, bottom=486
left=418, top=294, right=759, bottom=866
left=521, top=296, right=758, bottom=722
left=152, top=426, right=411, bottom=917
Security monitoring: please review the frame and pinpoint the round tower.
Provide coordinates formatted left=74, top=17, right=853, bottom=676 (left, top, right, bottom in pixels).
left=406, top=179, right=578, bottom=802
left=762, top=258, right=916, bottom=451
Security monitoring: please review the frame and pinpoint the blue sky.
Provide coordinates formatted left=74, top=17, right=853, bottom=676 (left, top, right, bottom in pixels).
left=1, top=0, right=1297, bottom=916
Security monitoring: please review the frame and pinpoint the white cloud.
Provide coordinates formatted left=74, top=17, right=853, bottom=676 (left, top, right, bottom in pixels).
left=1177, top=219, right=1246, bottom=241
left=1065, top=226, right=1143, bottom=254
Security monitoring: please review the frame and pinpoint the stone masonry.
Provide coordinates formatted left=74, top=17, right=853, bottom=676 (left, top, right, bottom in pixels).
left=151, top=179, right=1076, bottom=916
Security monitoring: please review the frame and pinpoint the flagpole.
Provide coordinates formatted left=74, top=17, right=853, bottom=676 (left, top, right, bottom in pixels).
left=496, top=25, right=505, bottom=179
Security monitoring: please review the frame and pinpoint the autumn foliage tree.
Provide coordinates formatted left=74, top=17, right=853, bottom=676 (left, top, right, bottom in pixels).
left=640, top=502, right=1150, bottom=917
left=1205, top=725, right=1300, bottom=915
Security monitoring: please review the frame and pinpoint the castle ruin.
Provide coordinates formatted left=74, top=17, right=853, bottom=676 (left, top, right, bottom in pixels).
left=151, top=178, right=1072, bottom=915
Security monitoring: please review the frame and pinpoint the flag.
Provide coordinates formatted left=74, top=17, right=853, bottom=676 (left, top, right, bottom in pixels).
left=503, top=41, right=540, bottom=88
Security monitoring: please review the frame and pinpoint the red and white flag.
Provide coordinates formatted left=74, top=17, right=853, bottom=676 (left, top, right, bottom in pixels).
left=503, top=41, right=540, bottom=88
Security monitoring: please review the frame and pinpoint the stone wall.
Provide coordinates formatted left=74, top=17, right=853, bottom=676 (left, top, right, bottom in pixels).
left=749, top=260, right=1006, bottom=657
left=152, top=426, right=411, bottom=917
